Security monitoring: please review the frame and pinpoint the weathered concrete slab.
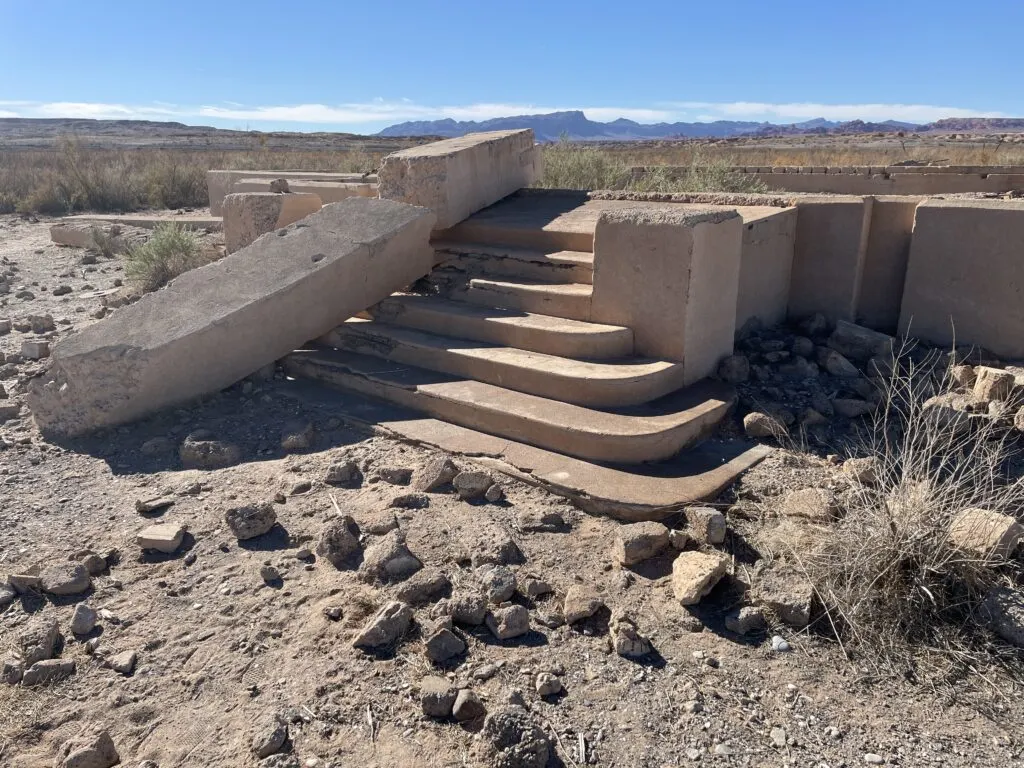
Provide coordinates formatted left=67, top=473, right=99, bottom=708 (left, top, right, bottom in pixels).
left=591, top=206, right=742, bottom=384
left=208, top=170, right=376, bottom=215
left=899, top=198, right=1024, bottom=358
left=50, top=222, right=150, bottom=251
left=222, top=192, right=322, bottom=254
left=29, top=198, right=435, bottom=438
left=60, top=213, right=222, bottom=232
left=378, top=130, right=541, bottom=229
left=232, top=178, right=377, bottom=204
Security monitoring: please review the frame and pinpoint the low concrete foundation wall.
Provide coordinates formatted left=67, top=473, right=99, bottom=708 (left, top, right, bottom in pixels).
left=898, top=199, right=1024, bottom=358
left=222, top=192, right=323, bottom=254
left=856, top=196, right=923, bottom=331
left=591, top=206, right=742, bottom=384
left=377, top=130, right=541, bottom=229
left=735, top=207, right=797, bottom=330
left=28, top=198, right=436, bottom=438
left=231, top=178, right=377, bottom=204
left=208, top=170, right=377, bottom=215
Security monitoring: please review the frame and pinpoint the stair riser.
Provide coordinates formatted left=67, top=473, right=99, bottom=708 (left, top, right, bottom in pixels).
left=326, top=326, right=683, bottom=408
left=462, top=284, right=592, bottom=322
left=282, top=355, right=727, bottom=463
left=438, top=221, right=594, bottom=253
left=436, top=251, right=593, bottom=285
left=371, top=301, right=634, bottom=360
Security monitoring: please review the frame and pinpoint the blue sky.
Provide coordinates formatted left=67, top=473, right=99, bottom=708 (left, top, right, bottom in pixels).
left=1, top=0, right=1019, bottom=133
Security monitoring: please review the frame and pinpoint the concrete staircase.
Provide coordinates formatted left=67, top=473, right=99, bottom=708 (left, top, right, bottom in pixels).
left=283, top=205, right=736, bottom=465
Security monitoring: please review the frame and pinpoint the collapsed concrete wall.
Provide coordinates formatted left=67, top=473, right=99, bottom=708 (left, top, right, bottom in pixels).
left=28, top=198, right=436, bottom=438
left=898, top=199, right=1024, bottom=358
left=591, top=206, right=742, bottom=384
left=230, top=178, right=377, bottom=204
left=208, top=170, right=376, bottom=215
left=222, top=192, right=323, bottom=254
left=377, top=130, right=542, bottom=229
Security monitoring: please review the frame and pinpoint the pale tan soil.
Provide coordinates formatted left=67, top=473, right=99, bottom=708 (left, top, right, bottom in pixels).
left=2, top=215, right=1024, bottom=768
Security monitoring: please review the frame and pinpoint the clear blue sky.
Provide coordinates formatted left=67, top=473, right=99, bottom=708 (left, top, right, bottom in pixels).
left=1, top=0, right=1019, bottom=133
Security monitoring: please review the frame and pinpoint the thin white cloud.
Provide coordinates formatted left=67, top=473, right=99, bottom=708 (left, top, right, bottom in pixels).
left=0, top=99, right=1007, bottom=128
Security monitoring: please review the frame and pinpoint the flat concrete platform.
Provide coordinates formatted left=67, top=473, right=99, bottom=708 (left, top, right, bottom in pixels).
left=61, top=212, right=223, bottom=231
left=278, top=376, right=771, bottom=521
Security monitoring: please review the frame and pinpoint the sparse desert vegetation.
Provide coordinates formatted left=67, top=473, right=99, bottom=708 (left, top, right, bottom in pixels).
left=124, top=222, right=217, bottom=292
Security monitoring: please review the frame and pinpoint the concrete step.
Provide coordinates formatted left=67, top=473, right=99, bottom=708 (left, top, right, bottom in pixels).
left=283, top=348, right=734, bottom=464
left=461, top=278, right=593, bottom=321
left=322, top=320, right=681, bottom=407
left=371, top=294, right=633, bottom=359
left=432, top=240, right=594, bottom=284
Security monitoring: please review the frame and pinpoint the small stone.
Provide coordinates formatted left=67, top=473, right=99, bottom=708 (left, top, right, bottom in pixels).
left=668, top=529, right=690, bottom=550
left=317, top=515, right=361, bottom=568
left=251, top=714, right=288, bottom=758
left=81, top=553, right=107, bottom=575
left=137, top=523, right=185, bottom=553
left=0, top=319, right=9, bottom=335
left=22, top=658, right=75, bottom=686
left=420, top=675, right=458, bottom=717
left=863, top=754, right=885, bottom=765
left=480, top=706, right=550, bottom=768
left=394, top=568, right=450, bottom=605
left=71, top=603, right=98, bottom=635
left=280, top=419, right=315, bottom=451
left=377, top=466, right=413, bottom=485
left=612, top=520, right=670, bottom=565
left=41, top=563, right=91, bottom=596
left=522, top=578, right=553, bottom=598
left=535, top=672, right=562, bottom=696
left=949, top=508, right=1022, bottom=560
left=135, top=496, right=175, bottom=514
left=108, top=649, right=137, bottom=675
left=389, top=492, right=430, bottom=509
left=447, top=592, right=488, bottom=625
left=832, top=397, right=874, bottom=418
left=563, top=584, right=604, bottom=623
left=842, top=456, right=878, bottom=486
left=478, top=564, right=517, bottom=603
left=610, top=615, right=653, bottom=657
left=515, top=510, right=566, bottom=533
left=486, top=604, right=530, bottom=640
left=725, top=605, right=766, bottom=635
left=0, top=584, right=15, bottom=610
left=54, top=729, right=119, bottom=768
left=951, top=364, right=977, bottom=388
left=781, top=487, right=841, bottom=522
left=452, top=689, right=486, bottom=722
left=453, top=470, right=494, bottom=501
left=324, top=459, right=362, bottom=487
left=360, top=530, right=422, bottom=583
left=973, top=366, right=1015, bottom=403
left=770, top=727, right=787, bottom=748
left=424, top=627, right=466, bottom=663
left=225, top=502, right=277, bottom=540
left=414, top=454, right=459, bottom=492
left=20, top=340, right=50, bottom=360
left=671, top=551, right=730, bottom=606
left=179, top=433, right=241, bottom=469
left=818, top=348, right=860, bottom=378
left=684, top=506, right=726, bottom=545
left=260, top=564, right=282, bottom=584
left=1, top=659, right=22, bottom=684
left=791, top=336, right=815, bottom=357
left=484, top=483, right=505, bottom=503
left=353, top=601, right=413, bottom=649
left=28, top=313, right=55, bottom=333
left=743, top=411, right=787, bottom=439
left=15, top=616, right=58, bottom=666
left=288, top=479, right=312, bottom=496
left=771, top=635, right=792, bottom=652
left=718, top=354, right=749, bottom=384
left=755, top=565, right=814, bottom=628
left=323, top=605, right=343, bottom=621
left=981, top=587, right=1024, bottom=647
left=140, top=436, right=173, bottom=456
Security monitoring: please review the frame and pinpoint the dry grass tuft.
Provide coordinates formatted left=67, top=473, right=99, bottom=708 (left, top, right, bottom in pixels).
left=798, top=343, right=1024, bottom=685
left=125, top=223, right=213, bottom=292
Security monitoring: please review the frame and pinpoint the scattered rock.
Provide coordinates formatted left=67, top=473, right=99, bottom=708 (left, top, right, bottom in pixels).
left=718, top=354, right=750, bottom=384
left=41, top=562, right=91, bottom=596
left=280, top=420, right=315, bottom=451
left=420, top=675, right=458, bottom=717
left=447, top=592, right=488, bottom=626
left=251, top=713, right=288, bottom=758
left=21, top=339, right=50, bottom=360
left=484, top=483, right=505, bottom=503
left=453, top=688, right=487, bottom=722
left=135, top=495, right=175, bottom=514
left=950, top=364, right=976, bottom=389
left=352, top=601, right=413, bottom=649
left=28, top=313, right=55, bottom=333
left=260, top=564, right=282, bottom=584
left=754, top=565, right=814, bottom=628
left=725, top=605, right=767, bottom=635
left=563, top=584, right=604, bottom=623
left=377, top=466, right=413, bottom=485
left=671, top=551, right=730, bottom=606
left=179, top=432, right=242, bottom=469
left=394, top=568, right=450, bottom=605
left=225, top=502, right=277, bottom=540
left=16, top=616, right=59, bottom=666
left=453, top=470, right=494, bottom=501
left=522, top=577, right=553, bottom=598
left=982, top=587, right=1024, bottom=647
left=973, top=366, right=1015, bottom=403
left=80, top=553, right=106, bottom=575
left=842, top=456, right=878, bottom=486
left=108, top=649, right=137, bottom=675
left=535, top=672, right=562, bottom=696
left=612, top=520, right=670, bottom=565
left=389, top=492, right=430, bottom=509
left=771, top=635, right=792, bottom=652
left=668, top=529, right=690, bottom=550
left=515, top=509, right=566, bottom=533
left=22, top=658, right=75, bottom=686
left=949, top=508, right=1022, bottom=560
left=70, top=603, right=98, bottom=635
left=316, top=515, right=361, bottom=568
left=137, top=522, right=185, bottom=553
left=424, top=627, right=466, bottom=663
left=324, top=459, right=362, bottom=487
left=781, top=487, right=842, bottom=522
left=288, top=479, right=312, bottom=496
left=486, top=604, right=530, bottom=640
left=684, top=507, right=727, bottom=545
left=480, top=706, right=550, bottom=768
left=478, top=564, right=517, bottom=603
left=743, top=411, right=787, bottom=439
left=55, top=729, right=119, bottom=768
left=140, top=436, right=173, bottom=456
left=1, top=660, right=22, bottom=685
left=818, top=348, right=860, bottom=378
left=360, top=530, right=422, bottom=583
left=357, top=510, right=398, bottom=535
left=828, top=321, right=894, bottom=362
left=414, top=454, right=459, bottom=492
left=832, top=398, right=874, bottom=418
left=610, top=614, right=653, bottom=657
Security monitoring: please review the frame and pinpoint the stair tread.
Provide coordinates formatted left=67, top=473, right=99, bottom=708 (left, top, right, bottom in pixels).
left=285, top=347, right=731, bottom=437
left=432, top=240, right=594, bottom=267
left=468, top=278, right=593, bottom=296
left=375, top=295, right=626, bottom=335
left=332, top=319, right=677, bottom=381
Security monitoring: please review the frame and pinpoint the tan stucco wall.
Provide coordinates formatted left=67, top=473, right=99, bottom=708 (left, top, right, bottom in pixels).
left=377, top=130, right=541, bottom=230
left=591, top=206, right=742, bottom=384
left=898, top=199, right=1024, bottom=358
left=787, top=196, right=873, bottom=321
left=856, top=196, right=923, bottom=331
left=735, top=207, right=797, bottom=330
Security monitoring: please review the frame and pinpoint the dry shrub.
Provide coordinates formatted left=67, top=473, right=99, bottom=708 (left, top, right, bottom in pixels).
left=125, top=223, right=211, bottom=292
left=800, top=343, right=1024, bottom=683
left=537, top=139, right=630, bottom=190
left=143, top=152, right=207, bottom=209
left=626, top=149, right=768, bottom=194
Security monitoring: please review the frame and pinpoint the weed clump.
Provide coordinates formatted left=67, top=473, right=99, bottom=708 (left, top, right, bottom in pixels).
left=125, top=223, right=211, bottom=292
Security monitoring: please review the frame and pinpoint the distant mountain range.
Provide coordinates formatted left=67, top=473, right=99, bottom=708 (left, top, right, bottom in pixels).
left=378, top=110, right=1022, bottom=141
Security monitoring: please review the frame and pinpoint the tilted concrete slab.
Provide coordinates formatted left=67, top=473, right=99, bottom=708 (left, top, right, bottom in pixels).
left=29, top=198, right=435, bottom=438
left=378, top=130, right=541, bottom=230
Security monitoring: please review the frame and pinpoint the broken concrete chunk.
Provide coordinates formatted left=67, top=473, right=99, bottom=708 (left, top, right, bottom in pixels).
left=28, top=198, right=436, bottom=438
left=360, top=530, right=422, bottom=583
left=973, top=366, right=1016, bottom=403
left=15, top=616, right=59, bottom=666
left=137, top=523, right=185, bottom=553
left=453, top=470, right=494, bottom=501
left=40, top=563, right=91, bottom=596
left=612, top=521, right=670, bottom=566
left=421, top=675, right=458, bottom=717
left=754, top=565, right=814, bottom=628
left=224, top=191, right=322, bottom=254
left=671, top=551, right=730, bottom=606
left=562, top=584, right=604, bottom=623
left=477, top=564, right=517, bottom=604
left=684, top=507, right=727, bottom=545
left=414, top=454, right=459, bottom=492
left=70, top=604, right=98, bottom=635
left=22, top=658, right=75, bottom=686
left=949, top=508, right=1022, bottom=560
left=135, top=495, right=175, bottom=514
left=251, top=713, right=288, bottom=759
left=352, top=601, right=413, bottom=649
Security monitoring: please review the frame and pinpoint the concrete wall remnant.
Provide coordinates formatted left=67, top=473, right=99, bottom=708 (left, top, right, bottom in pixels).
left=377, top=130, right=542, bottom=229
left=735, top=206, right=797, bottom=330
left=28, top=198, right=436, bottom=438
left=222, top=192, right=323, bottom=254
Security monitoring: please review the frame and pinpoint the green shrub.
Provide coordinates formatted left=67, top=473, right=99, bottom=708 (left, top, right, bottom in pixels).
left=537, top=139, right=630, bottom=190
left=144, top=154, right=208, bottom=209
left=125, top=223, right=210, bottom=292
